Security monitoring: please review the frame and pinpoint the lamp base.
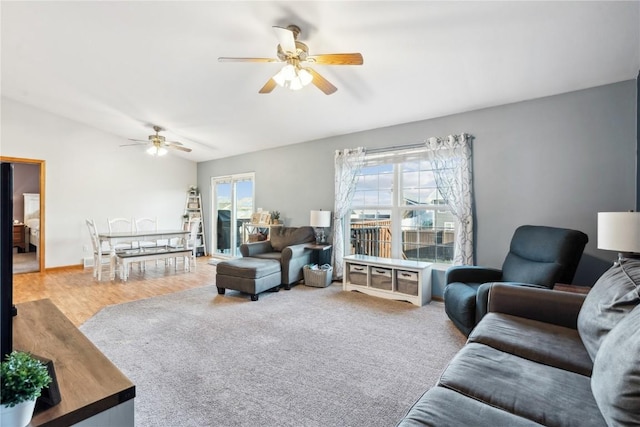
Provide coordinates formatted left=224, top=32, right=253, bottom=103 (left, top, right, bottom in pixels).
left=314, top=227, right=326, bottom=245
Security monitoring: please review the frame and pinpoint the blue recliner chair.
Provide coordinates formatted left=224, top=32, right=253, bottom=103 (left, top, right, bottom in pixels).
left=444, top=225, right=588, bottom=336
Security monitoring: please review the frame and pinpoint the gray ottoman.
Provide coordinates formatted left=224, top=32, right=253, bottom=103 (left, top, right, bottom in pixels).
left=216, top=257, right=281, bottom=301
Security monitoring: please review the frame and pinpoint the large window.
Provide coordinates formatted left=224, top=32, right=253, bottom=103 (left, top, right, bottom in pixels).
left=350, top=158, right=456, bottom=264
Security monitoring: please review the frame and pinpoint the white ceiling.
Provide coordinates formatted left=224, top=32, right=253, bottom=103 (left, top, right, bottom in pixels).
left=2, top=1, right=639, bottom=162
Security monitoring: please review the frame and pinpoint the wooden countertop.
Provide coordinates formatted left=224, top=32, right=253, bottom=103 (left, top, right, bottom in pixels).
left=12, top=299, right=135, bottom=427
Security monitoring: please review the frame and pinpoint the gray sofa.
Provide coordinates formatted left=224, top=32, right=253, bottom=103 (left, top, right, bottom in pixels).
left=240, top=226, right=315, bottom=289
left=398, top=259, right=640, bottom=427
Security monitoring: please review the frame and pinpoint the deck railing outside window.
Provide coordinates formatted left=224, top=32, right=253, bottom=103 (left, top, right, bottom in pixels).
left=349, top=217, right=454, bottom=263
left=350, top=220, right=392, bottom=258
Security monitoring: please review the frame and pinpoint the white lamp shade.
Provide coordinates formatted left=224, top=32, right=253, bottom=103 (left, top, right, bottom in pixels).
left=598, top=212, right=640, bottom=253
left=310, top=210, right=331, bottom=228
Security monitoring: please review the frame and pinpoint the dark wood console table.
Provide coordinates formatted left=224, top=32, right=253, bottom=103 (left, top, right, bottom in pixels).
left=13, top=299, right=135, bottom=427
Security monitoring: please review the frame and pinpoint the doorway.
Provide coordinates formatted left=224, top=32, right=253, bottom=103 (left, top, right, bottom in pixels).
left=0, top=156, right=45, bottom=273
left=211, top=173, right=254, bottom=257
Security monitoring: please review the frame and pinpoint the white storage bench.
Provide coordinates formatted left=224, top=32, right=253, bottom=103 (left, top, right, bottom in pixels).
left=343, top=254, right=432, bottom=306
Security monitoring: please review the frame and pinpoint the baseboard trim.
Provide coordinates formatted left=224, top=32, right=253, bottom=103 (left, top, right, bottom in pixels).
left=45, top=264, right=83, bottom=272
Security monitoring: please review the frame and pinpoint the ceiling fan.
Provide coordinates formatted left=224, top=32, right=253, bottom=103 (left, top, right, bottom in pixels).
left=218, top=25, right=363, bottom=95
left=122, top=125, right=192, bottom=156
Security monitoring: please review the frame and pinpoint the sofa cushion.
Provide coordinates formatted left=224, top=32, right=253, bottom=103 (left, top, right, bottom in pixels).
left=397, top=386, right=544, bottom=427
left=252, top=252, right=283, bottom=261
left=439, top=343, right=607, bottom=427
left=577, top=259, right=640, bottom=361
left=501, top=225, right=587, bottom=286
left=502, top=253, right=562, bottom=288
left=469, top=312, right=593, bottom=376
left=216, top=257, right=281, bottom=279
left=269, top=226, right=315, bottom=252
left=591, top=304, right=640, bottom=426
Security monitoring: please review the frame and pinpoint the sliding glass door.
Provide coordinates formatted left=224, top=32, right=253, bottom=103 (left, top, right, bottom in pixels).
left=211, top=173, right=254, bottom=257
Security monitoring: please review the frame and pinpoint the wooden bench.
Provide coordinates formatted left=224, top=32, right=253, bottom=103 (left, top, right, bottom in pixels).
left=116, top=247, right=192, bottom=281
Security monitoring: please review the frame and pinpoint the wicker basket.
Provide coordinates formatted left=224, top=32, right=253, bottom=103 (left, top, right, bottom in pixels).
left=303, top=265, right=333, bottom=288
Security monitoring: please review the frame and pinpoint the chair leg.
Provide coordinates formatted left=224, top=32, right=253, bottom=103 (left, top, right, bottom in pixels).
left=92, top=256, right=98, bottom=279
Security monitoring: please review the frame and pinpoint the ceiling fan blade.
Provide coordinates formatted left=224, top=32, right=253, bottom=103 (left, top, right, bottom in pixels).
left=169, top=144, right=192, bottom=152
left=120, top=142, right=146, bottom=147
left=165, top=140, right=183, bottom=146
left=307, top=53, right=364, bottom=65
left=307, top=68, right=337, bottom=95
left=272, top=26, right=297, bottom=54
left=218, top=57, right=279, bottom=63
left=127, top=138, right=148, bottom=143
left=258, top=78, right=278, bottom=94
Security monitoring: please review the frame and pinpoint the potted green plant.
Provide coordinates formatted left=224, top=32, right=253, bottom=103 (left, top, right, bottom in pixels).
left=1, top=351, right=52, bottom=427
left=270, top=211, right=281, bottom=224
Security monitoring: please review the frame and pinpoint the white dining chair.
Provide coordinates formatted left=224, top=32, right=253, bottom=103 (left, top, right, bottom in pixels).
left=107, top=217, right=135, bottom=250
left=86, top=218, right=117, bottom=281
left=172, top=218, right=200, bottom=272
left=135, top=217, right=160, bottom=248
left=134, top=217, right=165, bottom=268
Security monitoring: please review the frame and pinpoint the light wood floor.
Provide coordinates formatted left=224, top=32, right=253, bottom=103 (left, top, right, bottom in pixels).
left=13, top=257, right=217, bottom=327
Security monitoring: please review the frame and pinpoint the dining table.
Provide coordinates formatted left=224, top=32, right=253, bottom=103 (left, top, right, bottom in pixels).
left=98, top=229, right=190, bottom=248
left=97, top=229, right=192, bottom=281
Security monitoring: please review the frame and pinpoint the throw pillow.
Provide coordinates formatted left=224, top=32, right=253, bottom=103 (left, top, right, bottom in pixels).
left=577, top=259, right=640, bottom=361
left=591, top=304, right=640, bottom=426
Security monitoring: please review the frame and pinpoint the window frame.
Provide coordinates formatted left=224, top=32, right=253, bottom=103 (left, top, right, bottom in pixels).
left=348, top=153, right=456, bottom=263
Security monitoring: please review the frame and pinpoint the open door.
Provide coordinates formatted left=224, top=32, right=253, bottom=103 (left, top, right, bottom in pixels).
left=0, top=156, right=45, bottom=273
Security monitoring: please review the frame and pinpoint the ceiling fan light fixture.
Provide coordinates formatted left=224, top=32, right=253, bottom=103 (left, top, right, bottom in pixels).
left=147, top=145, right=168, bottom=156
left=273, top=64, right=313, bottom=91
left=298, top=68, right=313, bottom=85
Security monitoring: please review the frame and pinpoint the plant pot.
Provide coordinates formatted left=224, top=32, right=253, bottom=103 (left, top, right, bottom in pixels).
left=1, top=399, right=37, bottom=427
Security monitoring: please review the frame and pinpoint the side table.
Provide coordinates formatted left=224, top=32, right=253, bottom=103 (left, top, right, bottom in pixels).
left=13, top=223, right=26, bottom=252
left=305, top=243, right=332, bottom=266
left=553, top=283, right=591, bottom=295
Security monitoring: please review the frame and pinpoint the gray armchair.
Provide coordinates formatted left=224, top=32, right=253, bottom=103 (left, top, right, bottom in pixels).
left=240, top=226, right=316, bottom=289
left=444, top=225, right=588, bottom=336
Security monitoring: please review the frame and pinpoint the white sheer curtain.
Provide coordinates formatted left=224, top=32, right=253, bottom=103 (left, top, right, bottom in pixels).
left=425, top=133, right=474, bottom=265
left=332, top=147, right=365, bottom=279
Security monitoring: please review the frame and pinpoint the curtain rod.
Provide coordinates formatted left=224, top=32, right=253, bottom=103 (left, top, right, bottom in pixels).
left=365, top=142, right=426, bottom=154
left=366, top=133, right=472, bottom=155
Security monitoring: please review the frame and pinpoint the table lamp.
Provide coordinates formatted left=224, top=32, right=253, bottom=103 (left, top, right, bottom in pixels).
left=310, top=210, right=331, bottom=244
left=597, top=211, right=640, bottom=264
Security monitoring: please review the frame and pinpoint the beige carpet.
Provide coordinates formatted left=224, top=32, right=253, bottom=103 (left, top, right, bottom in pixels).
left=80, top=283, right=466, bottom=427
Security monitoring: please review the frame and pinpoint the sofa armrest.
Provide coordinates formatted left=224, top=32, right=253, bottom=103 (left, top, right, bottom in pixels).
left=280, top=243, right=314, bottom=285
left=487, top=283, right=586, bottom=329
left=476, top=281, right=547, bottom=324
left=445, top=265, right=503, bottom=285
left=240, top=240, right=273, bottom=257
left=281, top=243, right=312, bottom=263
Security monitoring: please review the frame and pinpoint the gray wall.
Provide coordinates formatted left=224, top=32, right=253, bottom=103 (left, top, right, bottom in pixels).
left=198, top=80, right=637, bottom=288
